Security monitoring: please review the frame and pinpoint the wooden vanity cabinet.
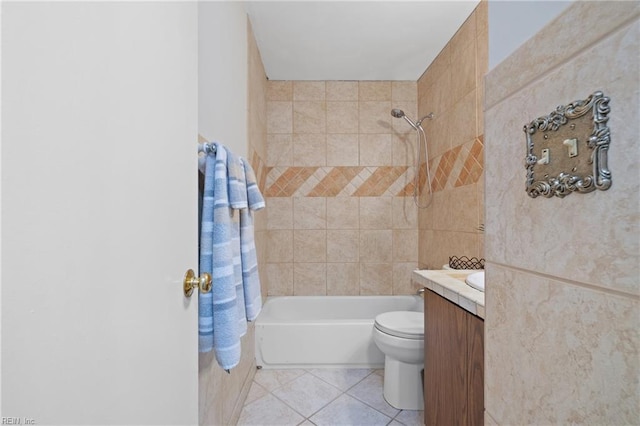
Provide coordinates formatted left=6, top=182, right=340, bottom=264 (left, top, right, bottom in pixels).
left=424, top=288, right=484, bottom=426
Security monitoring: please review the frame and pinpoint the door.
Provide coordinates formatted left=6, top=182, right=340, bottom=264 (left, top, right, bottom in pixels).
left=1, top=2, right=199, bottom=424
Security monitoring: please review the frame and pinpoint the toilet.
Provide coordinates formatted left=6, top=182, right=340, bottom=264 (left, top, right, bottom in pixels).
left=372, top=311, right=424, bottom=410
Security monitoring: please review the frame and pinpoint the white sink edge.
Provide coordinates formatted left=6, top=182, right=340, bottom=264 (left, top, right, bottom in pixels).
left=465, top=271, right=485, bottom=292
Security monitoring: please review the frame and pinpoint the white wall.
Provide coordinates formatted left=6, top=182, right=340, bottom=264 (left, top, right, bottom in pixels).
left=488, top=1, right=572, bottom=69
left=199, top=2, right=248, bottom=157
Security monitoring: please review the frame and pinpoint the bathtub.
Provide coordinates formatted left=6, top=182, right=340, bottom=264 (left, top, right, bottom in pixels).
left=255, top=295, right=423, bottom=369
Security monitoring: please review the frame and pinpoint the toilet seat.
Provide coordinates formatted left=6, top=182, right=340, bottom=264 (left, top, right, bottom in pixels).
left=374, top=311, right=424, bottom=340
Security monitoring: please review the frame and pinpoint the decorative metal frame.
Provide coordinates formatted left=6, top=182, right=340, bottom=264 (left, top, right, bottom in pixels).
left=524, top=91, right=611, bottom=198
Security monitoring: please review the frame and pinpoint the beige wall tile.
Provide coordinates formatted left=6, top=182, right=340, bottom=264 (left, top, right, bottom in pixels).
left=475, top=1, right=488, bottom=37
left=432, top=67, right=453, bottom=114
left=359, top=81, right=392, bottom=101
left=485, top=18, right=639, bottom=294
left=293, top=197, right=326, bottom=229
left=267, top=134, right=293, bottom=167
left=421, top=230, right=480, bottom=270
left=420, top=44, right=450, bottom=90
left=294, top=263, right=327, bottom=295
left=327, top=197, right=359, bottom=229
left=327, top=134, right=359, bottom=166
left=360, top=230, right=392, bottom=263
left=439, top=184, right=479, bottom=233
left=292, top=133, right=326, bottom=166
left=392, top=81, right=417, bottom=102
left=327, top=263, right=359, bottom=295
left=267, top=101, right=292, bottom=134
left=428, top=105, right=452, bottom=159
left=359, top=101, right=392, bottom=134
left=293, top=81, right=326, bottom=100
left=265, top=263, right=293, bottom=296
left=484, top=6, right=640, bottom=422
left=264, top=78, right=418, bottom=297
left=392, top=262, right=418, bottom=295
left=392, top=197, right=418, bottom=229
left=326, top=101, right=359, bottom=134
left=393, top=229, right=418, bottom=262
left=360, top=263, right=393, bottom=295
left=266, top=230, right=293, bottom=262
left=417, top=229, right=432, bottom=269
left=392, top=132, right=416, bottom=166
left=293, top=101, right=326, bottom=134
left=267, top=81, right=293, bottom=101
left=450, top=42, right=476, bottom=105
left=359, top=197, right=392, bottom=229
left=359, top=134, right=393, bottom=166
left=450, top=90, right=477, bottom=148
left=450, top=10, right=476, bottom=59
left=266, top=197, right=293, bottom=230
left=294, top=230, right=327, bottom=262
left=485, top=265, right=640, bottom=425
left=327, top=230, right=359, bottom=263
left=326, top=81, right=359, bottom=101
left=485, top=1, right=640, bottom=109
left=476, top=79, right=485, bottom=137
left=476, top=28, right=489, bottom=86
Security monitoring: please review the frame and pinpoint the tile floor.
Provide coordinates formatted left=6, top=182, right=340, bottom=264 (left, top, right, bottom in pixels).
left=237, top=368, right=423, bottom=426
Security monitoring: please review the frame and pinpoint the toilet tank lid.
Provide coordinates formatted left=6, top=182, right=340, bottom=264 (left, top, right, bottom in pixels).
left=374, top=311, right=424, bottom=338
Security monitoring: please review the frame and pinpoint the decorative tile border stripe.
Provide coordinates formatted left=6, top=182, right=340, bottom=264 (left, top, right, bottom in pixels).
left=264, top=136, right=484, bottom=197
left=250, top=149, right=268, bottom=192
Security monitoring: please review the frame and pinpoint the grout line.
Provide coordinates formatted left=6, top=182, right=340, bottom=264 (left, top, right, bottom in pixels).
left=487, top=261, right=640, bottom=301
left=485, top=13, right=640, bottom=111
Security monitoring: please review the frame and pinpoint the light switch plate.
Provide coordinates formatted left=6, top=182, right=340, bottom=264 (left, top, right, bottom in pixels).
left=524, top=91, right=612, bottom=198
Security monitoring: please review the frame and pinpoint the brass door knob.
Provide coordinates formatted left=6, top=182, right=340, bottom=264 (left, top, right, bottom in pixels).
left=183, top=269, right=212, bottom=297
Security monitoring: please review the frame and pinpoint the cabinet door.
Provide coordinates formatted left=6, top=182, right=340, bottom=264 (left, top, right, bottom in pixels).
left=424, top=289, right=484, bottom=426
left=425, top=290, right=468, bottom=425
left=467, top=313, right=485, bottom=425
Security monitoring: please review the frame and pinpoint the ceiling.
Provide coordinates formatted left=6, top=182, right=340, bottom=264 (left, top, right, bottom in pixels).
left=244, top=1, right=480, bottom=81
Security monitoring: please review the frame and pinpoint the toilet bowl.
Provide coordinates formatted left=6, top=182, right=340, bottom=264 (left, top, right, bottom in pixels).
left=372, top=311, right=424, bottom=410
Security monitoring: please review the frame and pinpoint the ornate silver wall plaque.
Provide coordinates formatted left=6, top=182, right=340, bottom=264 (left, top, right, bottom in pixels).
left=524, top=91, right=611, bottom=198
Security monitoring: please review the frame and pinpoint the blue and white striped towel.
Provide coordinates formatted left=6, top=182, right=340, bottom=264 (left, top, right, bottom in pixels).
left=226, top=150, right=248, bottom=210
left=240, top=158, right=265, bottom=320
left=198, top=143, right=241, bottom=370
left=226, top=150, right=248, bottom=337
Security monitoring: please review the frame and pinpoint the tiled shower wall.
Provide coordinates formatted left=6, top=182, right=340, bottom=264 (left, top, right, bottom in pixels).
left=417, top=1, right=487, bottom=269
left=265, top=81, right=420, bottom=296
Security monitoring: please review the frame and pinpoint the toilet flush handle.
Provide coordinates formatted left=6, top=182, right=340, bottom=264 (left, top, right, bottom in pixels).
left=416, top=288, right=426, bottom=297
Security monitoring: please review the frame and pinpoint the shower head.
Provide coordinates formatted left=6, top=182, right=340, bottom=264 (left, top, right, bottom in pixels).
left=391, top=108, right=405, bottom=118
left=390, top=108, right=418, bottom=130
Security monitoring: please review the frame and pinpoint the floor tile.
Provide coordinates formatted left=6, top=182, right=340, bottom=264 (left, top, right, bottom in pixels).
left=394, top=409, right=424, bottom=426
left=237, top=394, right=305, bottom=426
left=244, top=381, right=269, bottom=406
left=309, top=394, right=392, bottom=426
left=388, top=421, right=404, bottom=426
left=347, top=371, right=400, bottom=418
left=253, top=368, right=307, bottom=392
left=306, top=368, right=374, bottom=391
left=272, top=372, right=342, bottom=417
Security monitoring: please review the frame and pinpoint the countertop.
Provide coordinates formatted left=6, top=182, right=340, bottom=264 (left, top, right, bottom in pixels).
left=412, top=269, right=485, bottom=319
